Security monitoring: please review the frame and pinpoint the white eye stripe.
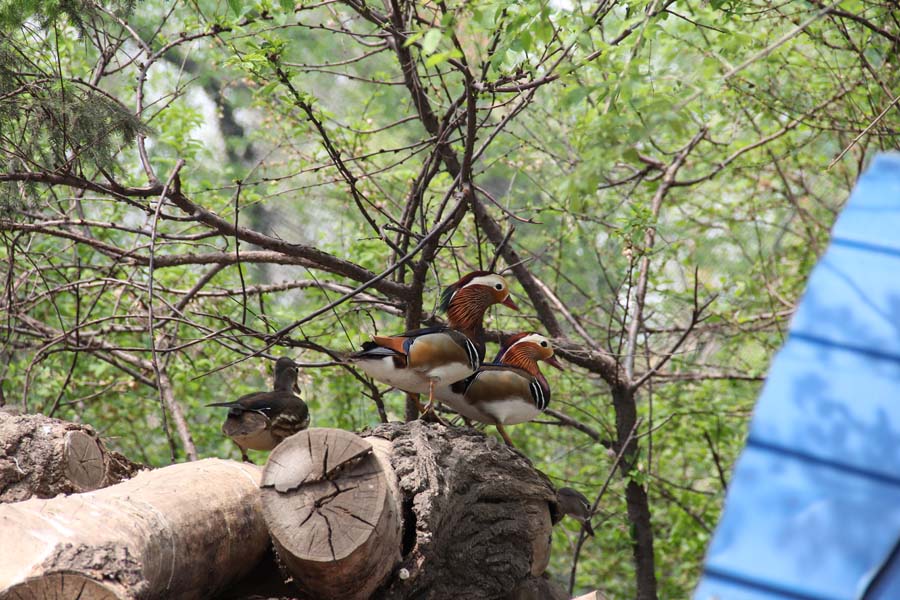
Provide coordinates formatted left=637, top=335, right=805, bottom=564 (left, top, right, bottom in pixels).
left=465, top=274, right=507, bottom=290
left=512, top=334, right=554, bottom=350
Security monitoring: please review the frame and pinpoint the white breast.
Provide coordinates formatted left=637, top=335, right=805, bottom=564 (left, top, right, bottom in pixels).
left=482, top=398, right=541, bottom=425
left=355, top=357, right=431, bottom=394
left=433, top=384, right=494, bottom=423
left=419, top=361, right=476, bottom=386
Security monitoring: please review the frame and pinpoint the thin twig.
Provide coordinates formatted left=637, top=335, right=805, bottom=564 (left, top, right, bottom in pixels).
left=148, top=160, right=186, bottom=463
left=828, top=92, right=900, bottom=168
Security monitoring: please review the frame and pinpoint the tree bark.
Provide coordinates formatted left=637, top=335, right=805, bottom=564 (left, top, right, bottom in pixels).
left=376, top=422, right=556, bottom=600
left=611, top=385, right=657, bottom=600
left=0, top=411, right=142, bottom=503
left=506, top=575, right=570, bottom=600
left=259, top=423, right=558, bottom=600
left=0, top=459, right=268, bottom=599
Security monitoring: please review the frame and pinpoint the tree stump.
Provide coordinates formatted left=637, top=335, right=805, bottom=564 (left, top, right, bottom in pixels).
left=0, top=411, right=142, bottom=503
left=260, top=428, right=402, bottom=600
left=260, top=422, right=558, bottom=600
left=0, top=459, right=268, bottom=599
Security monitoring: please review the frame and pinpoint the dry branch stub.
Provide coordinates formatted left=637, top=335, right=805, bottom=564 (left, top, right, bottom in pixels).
left=0, top=459, right=268, bottom=600
left=260, top=428, right=402, bottom=600
left=0, top=411, right=142, bottom=503
left=261, top=423, right=558, bottom=600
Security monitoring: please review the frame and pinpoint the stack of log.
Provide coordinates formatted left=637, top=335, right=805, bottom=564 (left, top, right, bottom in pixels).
left=0, top=409, right=141, bottom=502
left=0, top=412, right=578, bottom=599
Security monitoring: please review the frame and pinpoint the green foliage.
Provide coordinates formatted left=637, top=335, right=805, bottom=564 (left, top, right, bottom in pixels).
left=0, top=0, right=134, bottom=31
left=0, top=26, right=147, bottom=184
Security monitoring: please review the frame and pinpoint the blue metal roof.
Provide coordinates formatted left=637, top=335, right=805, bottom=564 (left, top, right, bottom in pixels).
left=695, top=153, right=900, bottom=600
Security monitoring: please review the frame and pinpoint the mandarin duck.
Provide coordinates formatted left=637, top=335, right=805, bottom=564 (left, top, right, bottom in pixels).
left=207, top=356, right=309, bottom=463
left=349, top=271, right=518, bottom=412
left=557, top=487, right=596, bottom=537
left=434, top=332, right=562, bottom=446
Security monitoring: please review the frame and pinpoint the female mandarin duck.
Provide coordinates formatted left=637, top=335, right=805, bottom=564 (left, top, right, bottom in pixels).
left=349, top=271, right=518, bottom=411
left=207, top=356, right=309, bottom=463
left=435, top=332, right=563, bottom=446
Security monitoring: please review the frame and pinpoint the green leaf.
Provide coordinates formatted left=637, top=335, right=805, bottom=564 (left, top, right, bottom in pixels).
left=422, top=29, right=442, bottom=55
left=519, top=29, right=532, bottom=53
left=622, top=147, right=641, bottom=164
left=424, top=48, right=461, bottom=68
left=227, top=0, right=242, bottom=17
left=279, top=0, right=295, bottom=13
left=424, top=51, right=449, bottom=68
left=402, top=30, right=426, bottom=48
left=561, top=85, right=591, bottom=109
left=258, top=81, right=279, bottom=96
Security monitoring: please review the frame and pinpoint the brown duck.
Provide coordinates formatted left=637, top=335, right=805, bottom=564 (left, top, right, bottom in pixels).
left=208, top=356, right=309, bottom=463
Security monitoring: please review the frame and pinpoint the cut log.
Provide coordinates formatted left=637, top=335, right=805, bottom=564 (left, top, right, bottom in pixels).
left=260, top=422, right=557, bottom=600
left=0, top=459, right=268, bottom=599
left=2, top=572, right=126, bottom=600
left=260, top=428, right=402, bottom=600
left=0, top=411, right=142, bottom=503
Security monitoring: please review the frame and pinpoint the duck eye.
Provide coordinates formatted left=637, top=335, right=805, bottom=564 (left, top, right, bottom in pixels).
left=494, top=283, right=503, bottom=290
left=541, top=341, right=548, bottom=347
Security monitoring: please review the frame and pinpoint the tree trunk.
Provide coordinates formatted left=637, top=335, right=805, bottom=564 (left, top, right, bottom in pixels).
left=0, top=459, right=268, bottom=599
left=259, top=423, right=558, bottom=600
left=611, top=384, right=657, bottom=600
left=0, top=410, right=142, bottom=503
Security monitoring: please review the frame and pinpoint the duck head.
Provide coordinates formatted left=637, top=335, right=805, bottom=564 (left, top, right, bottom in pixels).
left=439, top=271, right=519, bottom=331
left=495, top=333, right=564, bottom=373
left=273, top=356, right=301, bottom=394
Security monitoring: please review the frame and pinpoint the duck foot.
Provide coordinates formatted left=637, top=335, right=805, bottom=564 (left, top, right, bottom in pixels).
left=419, top=407, right=449, bottom=426
left=238, top=447, right=255, bottom=464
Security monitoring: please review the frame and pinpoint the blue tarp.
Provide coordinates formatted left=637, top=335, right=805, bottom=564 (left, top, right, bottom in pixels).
left=695, top=153, right=900, bottom=600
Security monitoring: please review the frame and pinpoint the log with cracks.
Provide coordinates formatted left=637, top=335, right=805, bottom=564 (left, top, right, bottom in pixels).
left=0, top=459, right=268, bottom=599
left=260, top=422, right=564, bottom=600
left=0, top=411, right=143, bottom=503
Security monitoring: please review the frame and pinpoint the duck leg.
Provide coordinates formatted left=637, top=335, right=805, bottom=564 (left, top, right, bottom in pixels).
left=236, top=443, right=254, bottom=464
left=424, top=379, right=436, bottom=413
left=496, top=424, right=516, bottom=447
left=417, top=381, right=451, bottom=425
left=410, top=393, right=427, bottom=415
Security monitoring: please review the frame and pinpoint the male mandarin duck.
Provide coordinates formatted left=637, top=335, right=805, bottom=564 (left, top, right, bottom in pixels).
left=435, top=332, right=563, bottom=446
left=349, top=271, right=518, bottom=410
left=207, top=356, right=309, bottom=463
